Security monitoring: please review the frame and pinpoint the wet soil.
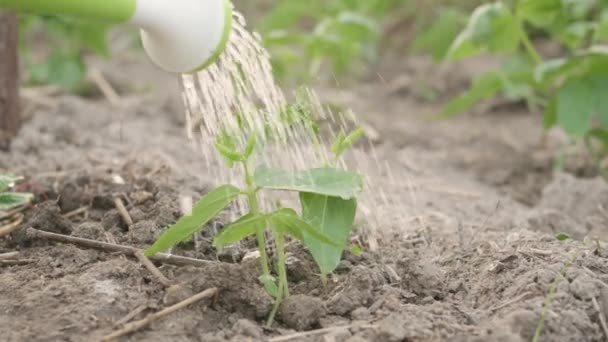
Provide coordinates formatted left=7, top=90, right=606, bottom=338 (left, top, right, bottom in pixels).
left=2, top=35, right=608, bottom=342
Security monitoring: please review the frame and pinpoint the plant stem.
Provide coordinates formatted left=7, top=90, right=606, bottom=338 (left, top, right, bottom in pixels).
left=243, top=161, right=271, bottom=277
left=514, top=4, right=542, bottom=65
left=266, top=230, right=289, bottom=327
left=275, top=231, right=290, bottom=298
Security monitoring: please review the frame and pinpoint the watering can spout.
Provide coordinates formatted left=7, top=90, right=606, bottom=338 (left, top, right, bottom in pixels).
left=0, top=0, right=233, bottom=73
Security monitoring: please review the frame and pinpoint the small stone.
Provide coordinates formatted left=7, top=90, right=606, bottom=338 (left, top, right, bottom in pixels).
left=72, top=222, right=105, bottom=240
left=163, top=285, right=194, bottom=306
left=101, top=210, right=123, bottom=230
left=280, top=295, right=327, bottom=331
left=28, top=202, right=72, bottom=234
left=351, top=307, right=371, bottom=321
left=129, top=220, right=160, bottom=244
left=231, top=319, right=263, bottom=339
left=130, top=191, right=154, bottom=205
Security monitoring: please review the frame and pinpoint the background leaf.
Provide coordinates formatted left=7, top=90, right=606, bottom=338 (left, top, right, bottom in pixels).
left=0, top=192, right=33, bottom=210
left=0, top=175, right=22, bottom=193
left=145, top=185, right=240, bottom=256
left=556, top=73, right=608, bottom=137
left=254, top=167, right=363, bottom=199
left=299, top=193, right=357, bottom=276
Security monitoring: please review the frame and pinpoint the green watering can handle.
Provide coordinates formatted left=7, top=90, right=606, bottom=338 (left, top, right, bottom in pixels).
left=0, top=0, right=137, bottom=23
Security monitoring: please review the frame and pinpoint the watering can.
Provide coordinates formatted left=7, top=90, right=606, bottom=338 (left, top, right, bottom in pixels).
left=0, top=0, right=233, bottom=73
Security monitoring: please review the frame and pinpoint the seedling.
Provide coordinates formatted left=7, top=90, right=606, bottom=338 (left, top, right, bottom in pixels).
left=0, top=174, right=33, bottom=211
left=145, top=117, right=364, bottom=326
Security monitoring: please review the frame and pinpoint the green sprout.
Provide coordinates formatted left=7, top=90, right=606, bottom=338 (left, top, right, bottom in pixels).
left=0, top=174, right=33, bottom=211
left=145, top=123, right=364, bottom=326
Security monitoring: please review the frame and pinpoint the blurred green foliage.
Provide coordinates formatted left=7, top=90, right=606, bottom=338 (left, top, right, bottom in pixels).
left=18, top=15, right=110, bottom=92
left=256, top=0, right=404, bottom=80
left=435, top=0, right=608, bottom=163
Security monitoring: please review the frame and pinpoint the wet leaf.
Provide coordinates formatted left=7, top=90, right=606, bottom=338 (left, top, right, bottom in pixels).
left=299, top=193, right=357, bottom=276
left=213, top=213, right=268, bottom=249
left=271, top=208, right=340, bottom=247
left=145, top=185, right=241, bottom=256
left=254, top=167, right=363, bottom=199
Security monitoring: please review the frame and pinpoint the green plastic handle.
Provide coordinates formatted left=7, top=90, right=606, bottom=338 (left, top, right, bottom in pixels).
left=0, top=0, right=137, bottom=23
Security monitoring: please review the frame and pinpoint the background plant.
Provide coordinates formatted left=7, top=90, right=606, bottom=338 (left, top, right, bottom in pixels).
left=0, top=174, right=33, bottom=211
left=437, top=0, right=608, bottom=167
left=145, top=121, right=364, bottom=325
left=18, top=15, right=112, bottom=92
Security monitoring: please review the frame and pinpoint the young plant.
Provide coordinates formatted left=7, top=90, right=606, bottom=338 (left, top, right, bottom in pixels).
left=145, top=128, right=364, bottom=326
left=0, top=174, right=33, bottom=211
left=439, top=0, right=608, bottom=166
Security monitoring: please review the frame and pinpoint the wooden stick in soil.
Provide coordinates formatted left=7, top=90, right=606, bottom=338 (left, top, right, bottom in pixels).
left=0, top=251, right=18, bottom=260
left=269, top=324, right=378, bottom=342
left=101, top=287, right=218, bottom=341
left=134, top=251, right=172, bottom=287
left=26, top=228, right=213, bottom=267
left=0, top=213, right=24, bottom=238
left=0, top=259, right=34, bottom=266
left=0, top=12, right=20, bottom=151
left=114, top=198, right=133, bottom=227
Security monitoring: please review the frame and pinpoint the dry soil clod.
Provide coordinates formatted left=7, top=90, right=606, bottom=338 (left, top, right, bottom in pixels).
left=101, top=287, right=218, bottom=341
left=25, top=227, right=213, bottom=267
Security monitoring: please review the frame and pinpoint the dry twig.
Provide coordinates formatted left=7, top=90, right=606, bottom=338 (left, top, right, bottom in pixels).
left=134, top=251, right=172, bottom=287
left=0, top=259, right=34, bottom=266
left=269, top=324, right=378, bottom=342
left=62, top=206, right=90, bottom=219
left=89, top=68, right=121, bottom=106
left=102, top=287, right=218, bottom=341
left=114, top=198, right=133, bottom=227
left=0, top=251, right=19, bottom=260
left=26, top=228, right=213, bottom=267
left=0, top=213, right=24, bottom=238
left=593, top=297, right=608, bottom=340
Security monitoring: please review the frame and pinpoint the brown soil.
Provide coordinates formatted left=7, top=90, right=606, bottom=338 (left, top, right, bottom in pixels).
left=2, top=32, right=608, bottom=342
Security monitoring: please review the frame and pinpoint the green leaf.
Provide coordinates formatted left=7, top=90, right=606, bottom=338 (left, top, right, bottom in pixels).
left=440, top=72, right=503, bottom=117
left=333, top=128, right=364, bottom=158
left=271, top=208, right=340, bottom=247
left=517, top=0, right=563, bottom=28
left=410, top=8, right=468, bottom=61
left=544, top=98, right=558, bottom=129
left=556, top=73, right=608, bottom=137
left=213, top=213, right=267, bottom=249
left=0, top=174, right=22, bottom=193
left=0, top=192, right=33, bottom=210
left=243, top=134, right=257, bottom=159
left=349, top=244, right=363, bottom=256
left=558, top=22, right=595, bottom=51
left=145, top=185, right=240, bottom=256
left=253, top=166, right=363, bottom=200
left=556, top=233, right=571, bottom=241
left=447, top=3, right=521, bottom=60
left=258, top=275, right=278, bottom=298
left=299, top=193, right=357, bottom=276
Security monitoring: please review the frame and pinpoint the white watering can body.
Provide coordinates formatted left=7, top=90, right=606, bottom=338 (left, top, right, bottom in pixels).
left=0, top=0, right=233, bottom=73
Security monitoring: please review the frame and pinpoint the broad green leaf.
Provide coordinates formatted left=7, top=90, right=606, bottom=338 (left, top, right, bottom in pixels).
left=213, top=213, right=267, bottom=249
left=556, top=233, right=571, bottom=241
left=410, top=8, right=467, bottom=61
left=517, top=0, right=563, bottom=28
left=558, top=22, right=595, bottom=51
left=270, top=208, right=340, bottom=247
left=0, top=175, right=22, bottom=193
left=594, top=10, right=608, bottom=42
left=299, top=193, right=357, bottom=276
left=440, top=72, right=503, bottom=117
left=145, top=185, right=240, bottom=256
left=556, top=73, right=608, bottom=137
left=0, top=192, right=33, bottom=210
left=447, top=3, right=521, bottom=60
left=253, top=166, right=363, bottom=200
